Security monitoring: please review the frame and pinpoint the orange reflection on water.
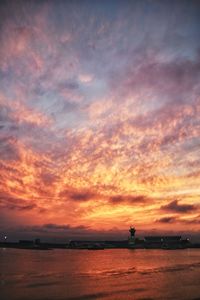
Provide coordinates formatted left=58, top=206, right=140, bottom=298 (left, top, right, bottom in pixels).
left=1, top=248, right=200, bottom=300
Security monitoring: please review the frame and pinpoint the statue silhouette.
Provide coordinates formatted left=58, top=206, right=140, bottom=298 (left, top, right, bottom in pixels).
left=129, top=227, right=136, bottom=237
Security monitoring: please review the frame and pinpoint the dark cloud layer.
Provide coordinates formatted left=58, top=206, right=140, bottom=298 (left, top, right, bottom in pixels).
left=156, top=215, right=200, bottom=226
left=59, top=189, right=95, bottom=202
left=26, top=223, right=88, bottom=233
left=109, top=195, right=149, bottom=205
left=0, top=191, right=45, bottom=213
left=161, top=200, right=197, bottom=213
left=156, top=216, right=177, bottom=224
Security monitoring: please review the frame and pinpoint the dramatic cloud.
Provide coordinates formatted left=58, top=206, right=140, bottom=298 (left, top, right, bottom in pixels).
left=26, top=223, right=88, bottom=233
left=156, top=215, right=200, bottom=226
left=109, top=195, right=150, bottom=205
left=161, top=200, right=197, bottom=213
left=156, top=216, right=177, bottom=224
left=0, top=191, right=45, bottom=213
left=0, top=0, right=200, bottom=240
left=59, top=189, right=96, bottom=202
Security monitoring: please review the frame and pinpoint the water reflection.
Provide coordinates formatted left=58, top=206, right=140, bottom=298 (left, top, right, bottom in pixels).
left=1, top=249, right=200, bottom=299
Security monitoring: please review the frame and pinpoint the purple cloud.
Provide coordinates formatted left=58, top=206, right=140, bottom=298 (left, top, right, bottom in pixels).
left=161, top=200, right=197, bottom=213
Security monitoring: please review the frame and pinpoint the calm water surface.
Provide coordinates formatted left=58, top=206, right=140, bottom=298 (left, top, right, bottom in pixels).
left=0, top=248, right=200, bottom=300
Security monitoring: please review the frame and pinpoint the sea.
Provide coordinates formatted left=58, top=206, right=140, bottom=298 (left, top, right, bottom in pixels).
left=0, top=248, right=200, bottom=300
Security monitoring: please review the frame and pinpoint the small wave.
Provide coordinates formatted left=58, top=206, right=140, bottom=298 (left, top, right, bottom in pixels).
left=79, top=266, right=136, bottom=278
left=139, top=262, right=200, bottom=275
left=26, top=281, right=61, bottom=288
left=62, top=287, right=146, bottom=300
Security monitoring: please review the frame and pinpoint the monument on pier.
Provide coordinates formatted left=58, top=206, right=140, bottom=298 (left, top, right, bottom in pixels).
left=128, top=226, right=136, bottom=248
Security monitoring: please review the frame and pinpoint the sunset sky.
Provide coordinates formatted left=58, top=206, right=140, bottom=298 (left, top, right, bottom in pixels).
left=0, top=0, right=200, bottom=242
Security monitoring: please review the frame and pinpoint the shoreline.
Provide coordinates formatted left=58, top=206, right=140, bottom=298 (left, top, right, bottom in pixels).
left=1, top=241, right=200, bottom=250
